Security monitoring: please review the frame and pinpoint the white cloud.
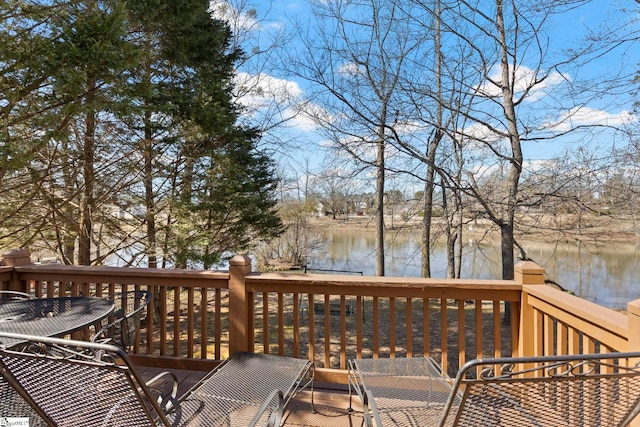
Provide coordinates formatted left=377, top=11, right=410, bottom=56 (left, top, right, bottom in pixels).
left=234, top=72, right=330, bottom=133
left=457, top=122, right=503, bottom=146
left=235, top=72, right=302, bottom=107
left=337, top=62, right=363, bottom=76
left=288, top=108, right=319, bottom=132
left=547, top=107, right=637, bottom=132
left=477, top=64, right=568, bottom=102
left=524, top=158, right=558, bottom=173
left=459, top=122, right=493, bottom=140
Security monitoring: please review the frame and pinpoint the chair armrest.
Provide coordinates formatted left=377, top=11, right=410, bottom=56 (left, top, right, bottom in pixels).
left=144, top=371, right=179, bottom=412
left=92, top=319, right=122, bottom=344
left=248, top=389, right=284, bottom=427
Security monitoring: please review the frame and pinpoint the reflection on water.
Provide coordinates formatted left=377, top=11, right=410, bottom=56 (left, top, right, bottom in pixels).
left=308, top=229, right=640, bottom=309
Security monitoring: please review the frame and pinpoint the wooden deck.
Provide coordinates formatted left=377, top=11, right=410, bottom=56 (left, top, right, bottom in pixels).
left=138, top=366, right=366, bottom=427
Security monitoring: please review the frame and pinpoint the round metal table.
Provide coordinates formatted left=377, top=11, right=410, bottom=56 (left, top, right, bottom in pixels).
left=0, top=296, right=114, bottom=346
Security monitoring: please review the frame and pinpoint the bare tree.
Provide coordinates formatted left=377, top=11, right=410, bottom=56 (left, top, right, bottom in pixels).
left=284, top=0, right=428, bottom=275
left=397, top=0, right=637, bottom=281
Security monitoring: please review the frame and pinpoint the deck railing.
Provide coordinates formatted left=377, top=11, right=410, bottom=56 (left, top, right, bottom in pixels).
left=2, top=249, right=639, bottom=384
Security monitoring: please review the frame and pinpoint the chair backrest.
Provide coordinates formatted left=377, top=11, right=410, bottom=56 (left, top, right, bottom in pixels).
left=95, top=290, right=151, bottom=351
left=1, top=373, right=47, bottom=427
left=0, top=331, right=171, bottom=427
left=439, top=352, right=640, bottom=427
left=0, top=292, right=46, bottom=426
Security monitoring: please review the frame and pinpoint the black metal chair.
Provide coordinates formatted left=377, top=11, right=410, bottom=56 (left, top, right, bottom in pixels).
left=0, top=290, right=46, bottom=426
left=93, top=290, right=151, bottom=351
left=349, top=353, right=640, bottom=427
left=0, top=332, right=315, bottom=427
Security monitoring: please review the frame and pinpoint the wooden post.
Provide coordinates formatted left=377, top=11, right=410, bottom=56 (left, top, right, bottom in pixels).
left=514, top=260, right=545, bottom=285
left=2, top=248, right=32, bottom=292
left=3, top=248, right=32, bottom=267
left=627, top=299, right=640, bottom=352
left=628, top=299, right=640, bottom=426
left=515, top=261, right=545, bottom=359
left=228, top=254, right=251, bottom=355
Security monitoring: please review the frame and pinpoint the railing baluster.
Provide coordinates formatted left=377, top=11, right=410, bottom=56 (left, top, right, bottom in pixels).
left=493, top=301, right=501, bottom=358
left=424, top=298, right=430, bottom=357
left=173, top=287, right=180, bottom=356
left=543, top=313, right=554, bottom=357
left=263, top=292, right=269, bottom=354
left=558, top=321, right=568, bottom=356
left=160, top=286, right=167, bottom=356
left=406, top=297, right=412, bottom=358
left=340, top=296, right=346, bottom=369
left=278, top=293, right=284, bottom=356
left=457, top=299, right=465, bottom=370
left=187, top=288, right=194, bottom=358
left=533, top=307, right=543, bottom=361
left=356, top=295, right=363, bottom=359
left=440, top=298, right=448, bottom=373
left=511, top=300, right=520, bottom=356
left=308, top=293, right=315, bottom=363
left=200, top=288, right=207, bottom=359
left=373, top=296, right=379, bottom=359
left=475, top=300, right=482, bottom=363
left=568, top=326, right=580, bottom=355
left=293, top=292, right=300, bottom=358
left=324, top=295, right=330, bottom=368
left=215, top=288, right=222, bottom=358
left=146, top=288, right=154, bottom=355
left=389, top=297, right=396, bottom=358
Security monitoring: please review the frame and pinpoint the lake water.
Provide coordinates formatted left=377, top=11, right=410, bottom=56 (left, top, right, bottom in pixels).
left=306, top=229, right=640, bottom=310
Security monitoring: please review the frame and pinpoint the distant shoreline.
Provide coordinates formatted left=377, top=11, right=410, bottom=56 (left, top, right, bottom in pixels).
left=308, top=214, right=640, bottom=245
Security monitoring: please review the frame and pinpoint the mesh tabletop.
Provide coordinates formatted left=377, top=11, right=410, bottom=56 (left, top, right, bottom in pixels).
left=0, top=297, right=114, bottom=345
left=349, top=357, right=456, bottom=427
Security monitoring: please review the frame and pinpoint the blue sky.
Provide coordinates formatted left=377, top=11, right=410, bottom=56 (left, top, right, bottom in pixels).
left=211, top=0, right=640, bottom=187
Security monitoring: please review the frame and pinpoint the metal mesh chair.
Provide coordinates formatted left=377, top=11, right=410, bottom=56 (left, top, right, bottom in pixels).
left=0, top=332, right=179, bottom=426
left=349, top=353, right=640, bottom=427
left=440, top=353, right=640, bottom=427
left=0, top=291, right=47, bottom=426
left=0, top=332, right=314, bottom=427
left=93, top=290, right=151, bottom=351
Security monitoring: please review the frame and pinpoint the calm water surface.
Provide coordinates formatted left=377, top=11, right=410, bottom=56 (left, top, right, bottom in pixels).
left=307, top=229, right=640, bottom=310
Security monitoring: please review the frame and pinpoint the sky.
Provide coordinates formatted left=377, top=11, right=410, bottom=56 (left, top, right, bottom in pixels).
left=210, top=0, right=640, bottom=191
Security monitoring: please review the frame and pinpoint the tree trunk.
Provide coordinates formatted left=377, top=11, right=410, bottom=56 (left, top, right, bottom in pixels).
left=496, top=0, right=522, bottom=281
left=421, top=0, right=442, bottom=278
left=78, top=80, right=96, bottom=266
left=496, top=0, right=522, bottom=325
left=375, top=123, right=385, bottom=276
left=422, top=154, right=436, bottom=278
left=442, top=182, right=456, bottom=278
left=143, top=104, right=157, bottom=269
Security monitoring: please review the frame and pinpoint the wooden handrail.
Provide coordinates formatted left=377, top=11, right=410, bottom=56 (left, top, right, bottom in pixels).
left=1, top=250, right=637, bottom=386
left=522, top=283, right=630, bottom=355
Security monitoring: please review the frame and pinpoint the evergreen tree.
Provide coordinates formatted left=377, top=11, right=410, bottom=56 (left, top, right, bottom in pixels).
left=0, top=0, right=283, bottom=267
